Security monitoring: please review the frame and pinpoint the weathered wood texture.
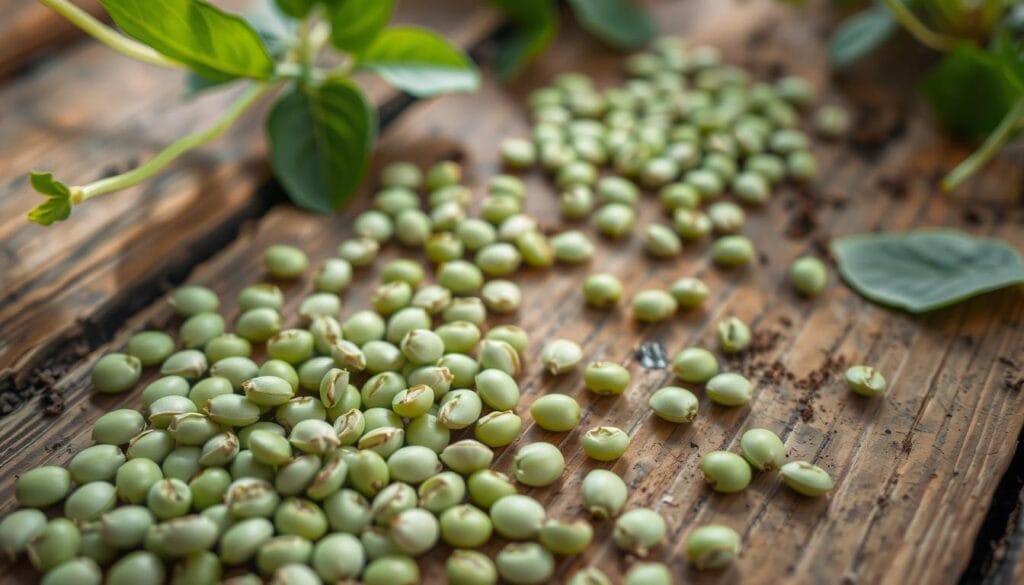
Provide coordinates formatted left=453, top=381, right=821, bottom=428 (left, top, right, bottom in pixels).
left=0, top=0, right=502, bottom=397
left=0, top=0, right=105, bottom=78
left=2, top=1, right=1024, bottom=584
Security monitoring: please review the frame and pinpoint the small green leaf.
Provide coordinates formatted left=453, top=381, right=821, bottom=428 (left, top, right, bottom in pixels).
left=27, top=172, right=73, bottom=226
left=99, top=0, right=275, bottom=81
left=327, top=0, right=395, bottom=53
left=357, top=26, right=480, bottom=97
left=266, top=80, right=377, bottom=213
left=922, top=45, right=1020, bottom=139
left=567, top=0, right=655, bottom=50
left=833, top=230, right=1024, bottom=313
left=829, top=4, right=897, bottom=68
left=489, top=0, right=558, bottom=80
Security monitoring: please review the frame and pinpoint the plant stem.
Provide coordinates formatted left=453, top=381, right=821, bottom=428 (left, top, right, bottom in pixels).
left=74, top=83, right=274, bottom=202
left=880, top=0, right=965, bottom=52
left=943, top=97, right=1024, bottom=191
left=38, top=0, right=184, bottom=70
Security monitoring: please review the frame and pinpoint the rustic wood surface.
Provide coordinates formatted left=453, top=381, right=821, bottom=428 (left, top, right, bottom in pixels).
left=0, top=0, right=105, bottom=78
left=0, top=0, right=502, bottom=399
left=1, top=1, right=1024, bottom=584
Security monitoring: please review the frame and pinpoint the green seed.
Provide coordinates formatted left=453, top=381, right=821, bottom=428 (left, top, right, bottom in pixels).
left=142, top=376, right=191, bottom=408
left=514, top=231, right=554, bottom=268
left=648, top=386, right=699, bottom=423
left=355, top=210, right=395, bottom=243
left=467, top=470, right=516, bottom=510
left=446, top=549, right=497, bottom=585
left=235, top=308, right=283, bottom=343
left=92, top=353, right=142, bottom=394
left=106, top=551, right=165, bottom=585
left=387, top=446, right=442, bottom=484
left=707, top=201, right=746, bottom=234
left=337, top=237, right=379, bottom=267
left=126, top=331, right=176, bottom=366
left=624, top=562, right=672, bottom=585
left=700, top=451, right=752, bottom=493
left=289, top=419, right=339, bottom=454
left=311, top=532, right=364, bottom=581
left=489, top=174, right=526, bottom=198
left=274, top=497, right=328, bottom=540
left=189, top=468, right=232, bottom=510
left=583, top=361, right=631, bottom=394
left=671, top=347, right=719, bottom=383
left=298, top=293, right=342, bottom=323
left=559, top=185, right=595, bottom=219
left=40, top=557, right=102, bottom=585
left=440, top=440, right=494, bottom=475
left=787, top=150, right=818, bottom=181
left=716, top=315, right=752, bottom=354
left=643, top=224, right=683, bottom=257
left=672, top=209, right=712, bottom=240
left=496, top=542, right=555, bottom=585
left=388, top=508, right=439, bottom=556
left=845, top=365, right=887, bottom=397
left=436, top=353, right=480, bottom=388
left=179, top=312, right=225, bottom=349
left=740, top=428, right=786, bottom=471
left=238, top=284, right=284, bottom=311
left=439, top=504, right=492, bottom=548
left=204, top=333, right=253, bottom=363
left=64, top=481, right=117, bottom=522
left=594, top=203, right=636, bottom=238
left=226, top=478, right=280, bottom=518
left=169, top=286, right=219, bottom=317
left=381, top=161, right=422, bottom=190
left=780, top=461, right=834, bottom=496
left=551, top=230, right=595, bottom=263
left=27, top=519, right=80, bottom=572
left=705, top=372, right=754, bottom=406
left=362, top=407, right=402, bottom=432
left=490, top=494, right=545, bottom=540
left=567, top=567, right=614, bottom=585
left=582, top=426, right=630, bottom=461
left=405, top=414, right=450, bottom=453
left=732, top=171, right=771, bottom=205
left=267, top=330, right=315, bottom=365
left=789, top=256, right=828, bottom=296
left=349, top=450, right=390, bottom=497
left=538, top=518, right=593, bottom=555
left=529, top=394, right=581, bottom=432
left=442, top=297, right=487, bottom=326
left=93, top=408, right=146, bottom=445
left=209, top=356, right=259, bottom=390
left=263, top=245, right=309, bottom=279
left=481, top=280, right=522, bottom=314
left=369, top=483, right=416, bottom=528
left=512, top=442, right=565, bottom=487
left=434, top=321, right=481, bottom=355
left=99, top=505, right=155, bottom=549
left=438, top=389, right=483, bottom=430
left=0, top=509, right=46, bottom=560
left=437, top=260, right=484, bottom=295
left=669, top=277, right=709, bottom=308
left=126, top=429, right=175, bottom=463
left=815, top=104, right=850, bottom=139
left=475, top=368, right=520, bottom=410
left=162, top=446, right=202, bottom=482
left=363, top=555, right=420, bottom=585
left=417, top=471, right=466, bottom=513
left=206, top=394, right=261, bottom=427
left=358, top=426, right=405, bottom=458
left=658, top=182, right=700, bottom=211
left=313, top=258, right=353, bottom=293
left=16, top=466, right=71, bottom=508
left=255, top=535, right=313, bottom=576
left=147, top=478, right=192, bottom=519
left=541, top=339, right=582, bottom=375
left=500, top=138, right=536, bottom=169
left=583, top=273, right=623, bottom=308
left=78, top=530, right=117, bottom=566
left=711, top=235, right=755, bottom=267
left=632, top=289, right=677, bottom=322
left=381, top=259, right=425, bottom=287
left=323, top=489, right=371, bottom=534
left=612, top=508, right=665, bottom=556
left=399, top=329, right=445, bottom=366
left=686, top=524, right=741, bottom=569
left=219, top=517, right=274, bottom=565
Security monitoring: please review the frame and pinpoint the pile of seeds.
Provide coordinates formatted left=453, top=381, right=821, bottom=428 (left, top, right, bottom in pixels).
left=1, top=36, right=880, bottom=585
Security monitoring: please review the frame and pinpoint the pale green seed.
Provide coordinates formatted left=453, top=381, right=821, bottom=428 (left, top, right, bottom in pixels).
left=16, top=466, right=71, bottom=508
left=475, top=368, right=520, bottom=410
left=437, top=389, right=483, bottom=430
left=440, top=440, right=494, bottom=476
left=790, top=256, right=828, bottom=296
left=632, top=289, right=677, bottom=322
left=707, top=201, right=746, bottom=234
left=672, top=209, right=712, bottom=240
left=311, top=532, right=364, bottom=581
left=711, top=235, right=755, bottom=267
left=567, top=567, right=614, bottom=585
left=490, top=495, right=545, bottom=540
left=238, top=284, right=284, bottom=311
left=669, top=277, right=709, bottom=308
left=485, top=325, right=528, bottom=354
left=740, top=428, right=786, bottom=471
left=686, top=524, right=741, bottom=569
left=169, top=286, right=219, bottom=317
left=126, top=331, right=176, bottom=366
left=583, top=272, right=623, bottom=308
left=538, top=518, right=593, bottom=555
left=530, top=394, right=580, bottom=432
left=705, top=372, right=754, bottom=406
left=582, top=426, right=630, bottom=461
left=93, top=408, right=147, bottom=445
left=0, top=509, right=46, bottom=560
left=446, top=549, right=497, bottom=585
left=648, top=386, right=699, bottom=423
left=106, top=551, right=165, bottom=585
left=671, top=347, right=719, bottom=383
left=467, top=470, right=516, bottom=510
left=442, top=297, right=487, bottom=325
left=700, top=450, right=752, bottom=493
left=387, top=446, right=442, bottom=484
left=64, top=481, right=117, bottom=522
left=235, top=308, right=283, bottom=343
left=594, top=203, right=636, bottom=238
left=92, top=353, right=142, bottom=394
left=474, top=410, right=522, bottom=448
left=219, top=517, right=274, bottom=564
left=355, top=210, right=394, bottom=243
left=180, top=312, right=225, bottom=349
left=323, top=489, right=371, bottom=534
left=417, top=471, right=466, bottom=513
left=845, top=365, right=887, bottom=397
left=612, top=508, right=665, bottom=556
left=716, top=316, right=752, bottom=354
left=27, top=519, right=79, bottom=572
left=209, top=356, right=259, bottom=390
left=263, top=245, right=308, bottom=279
left=512, top=442, right=564, bottom=487
left=142, top=376, right=191, bottom=409
left=363, top=555, right=420, bottom=585
left=126, top=429, right=175, bottom=463
left=337, top=237, right=379, bottom=267
left=496, top=542, right=555, bottom=585
left=541, top=339, right=582, bottom=375
left=551, top=230, right=595, bottom=263
left=313, top=258, right=353, bottom=293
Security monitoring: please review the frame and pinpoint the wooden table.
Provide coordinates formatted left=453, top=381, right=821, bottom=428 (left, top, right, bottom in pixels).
left=1, top=1, right=1022, bottom=583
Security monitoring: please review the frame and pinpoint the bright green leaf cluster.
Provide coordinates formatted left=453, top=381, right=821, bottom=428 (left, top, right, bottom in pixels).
left=28, top=0, right=480, bottom=225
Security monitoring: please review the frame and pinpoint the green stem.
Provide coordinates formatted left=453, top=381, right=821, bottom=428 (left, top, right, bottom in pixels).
left=38, top=0, right=184, bottom=69
left=74, top=83, right=273, bottom=202
left=881, top=0, right=965, bottom=52
left=943, top=97, right=1024, bottom=191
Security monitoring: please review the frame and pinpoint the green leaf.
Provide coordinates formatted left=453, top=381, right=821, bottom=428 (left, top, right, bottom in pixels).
left=832, top=230, right=1024, bottom=313
left=994, top=31, right=1024, bottom=90
left=27, top=172, right=73, bottom=226
left=274, top=0, right=316, bottom=19
left=488, top=0, right=558, bottom=80
left=98, top=0, right=275, bottom=81
left=357, top=26, right=480, bottom=97
left=567, top=0, right=655, bottom=50
left=266, top=80, right=377, bottom=213
left=327, top=0, right=395, bottom=53
left=829, top=4, right=897, bottom=68
left=922, top=45, right=1020, bottom=139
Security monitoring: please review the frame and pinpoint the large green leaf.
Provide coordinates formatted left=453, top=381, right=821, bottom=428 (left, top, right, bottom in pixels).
left=829, top=4, right=897, bottom=68
left=266, top=80, right=377, bottom=213
left=357, top=26, right=480, bottom=97
left=27, top=172, right=73, bottom=226
left=99, top=0, right=275, bottom=81
left=274, top=0, right=316, bottom=19
left=327, top=0, right=395, bottom=53
left=922, top=45, right=1020, bottom=138
left=567, top=0, right=655, bottom=50
left=489, top=0, right=557, bottom=80
left=833, top=230, right=1024, bottom=313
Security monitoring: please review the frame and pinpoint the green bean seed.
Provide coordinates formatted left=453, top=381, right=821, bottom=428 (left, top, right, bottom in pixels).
left=92, top=353, right=142, bottom=394
left=446, top=549, right=497, bottom=585
left=93, top=408, right=147, bottom=445
left=142, top=376, right=191, bottom=408
left=539, top=518, right=593, bottom=555
left=672, top=209, right=712, bottom=240
left=0, top=509, right=46, bottom=560
left=512, top=442, right=565, bottom=487
left=169, top=286, right=219, bottom=317
left=496, top=542, right=555, bottom=585
left=475, top=368, right=520, bottom=410
left=780, top=461, right=834, bottom=496
left=530, top=394, right=581, bottom=432
left=632, top=289, right=677, bottom=322
left=669, top=277, right=709, bottom=308
left=441, top=440, right=494, bottom=476
left=649, top=386, right=699, bottom=423
left=235, top=308, right=283, bottom=343
left=106, top=551, right=165, bottom=585
left=16, top=466, right=71, bottom=508
left=363, top=555, right=420, bottom=585
left=264, top=245, right=308, bottom=279
left=711, top=235, right=755, bottom=267
left=323, top=489, right=371, bottom=534
left=490, top=495, right=545, bottom=540
left=220, top=517, right=274, bottom=565
left=582, top=426, right=630, bottom=461
left=643, top=224, right=682, bottom=257
left=740, top=428, right=786, bottom=471
left=551, top=230, right=595, bottom=263
left=438, top=390, right=483, bottom=430
left=567, top=567, right=614, bottom=585
left=700, top=451, right=752, bottom=493
left=686, top=524, right=741, bottom=569
left=789, top=256, right=828, bottom=296
left=541, top=339, right=582, bottom=375
left=313, top=258, right=353, bottom=293
left=64, top=481, right=117, bottom=523
left=27, top=519, right=79, bottom=572
left=467, top=470, right=516, bottom=510
left=127, top=430, right=175, bottom=463
left=705, top=372, right=754, bottom=406
left=613, top=508, right=665, bottom=556
left=594, top=203, right=636, bottom=238
left=845, top=365, right=887, bottom=397
left=671, top=348, right=719, bottom=383
left=311, top=532, right=364, bottom=581
left=127, top=331, right=176, bottom=366
left=209, top=356, right=259, bottom=390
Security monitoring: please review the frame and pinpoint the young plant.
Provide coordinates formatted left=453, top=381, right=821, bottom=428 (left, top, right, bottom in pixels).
left=827, top=0, right=1024, bottom=189
left=27, top=0, right=480, bottom=225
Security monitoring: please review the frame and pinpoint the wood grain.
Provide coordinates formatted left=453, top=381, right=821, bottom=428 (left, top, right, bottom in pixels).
left=2, top=1, right=1024, bottom=584
left=0, top=0, right=105, bottom=78
left=0, top=0, right=502, bottom=393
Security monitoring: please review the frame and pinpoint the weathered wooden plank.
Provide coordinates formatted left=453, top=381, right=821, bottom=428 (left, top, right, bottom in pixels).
left=0, top=0, right=105, bottom=78
left=2, top=1, right=1024, bottom=584
left=0, top=0, right=503, bottom=400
